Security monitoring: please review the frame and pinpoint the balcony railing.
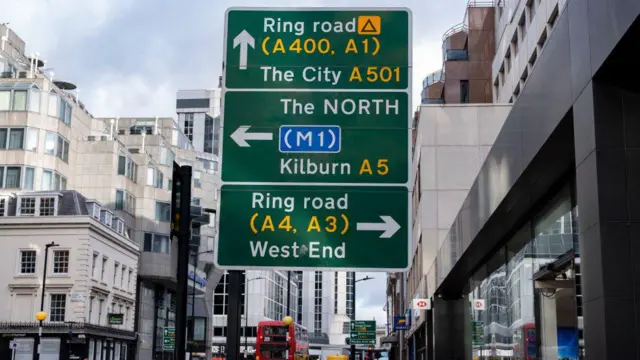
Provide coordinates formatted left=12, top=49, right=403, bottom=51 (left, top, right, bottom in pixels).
left=422, top=69, right=446, bottom=88
left=442, top=22, right=468, bottom=42
left=421, top=98, right=445, bottom=105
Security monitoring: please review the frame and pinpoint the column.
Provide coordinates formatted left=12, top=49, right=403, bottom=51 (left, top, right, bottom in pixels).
left=430, top=297, right=470, bottom=360
left=573, top=79, right=640, bottom=358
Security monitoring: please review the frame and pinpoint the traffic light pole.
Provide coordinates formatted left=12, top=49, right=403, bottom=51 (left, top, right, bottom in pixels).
left=172, top=163, right=192, bottom=360
left=226, top=271, right=243, bottom=360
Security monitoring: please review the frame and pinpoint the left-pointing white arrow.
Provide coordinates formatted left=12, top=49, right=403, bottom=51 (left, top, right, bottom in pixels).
left=233, top=30, right=255, bottom=70
left=356, top=216, right=401, bottom=239
left=230, top=126, right=273, bottom=147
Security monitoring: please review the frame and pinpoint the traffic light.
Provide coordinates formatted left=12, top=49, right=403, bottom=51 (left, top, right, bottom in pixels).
left=170, top=162, right=181, bottom=237
left=170, top=162, right=191, bottom=238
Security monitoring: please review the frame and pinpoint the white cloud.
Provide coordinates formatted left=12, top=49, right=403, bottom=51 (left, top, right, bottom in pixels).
left=85, top=71, right=175, bottom=117
left=4, top=0, right=136, bottom=54
left=356, top=299, right=387, bottom=325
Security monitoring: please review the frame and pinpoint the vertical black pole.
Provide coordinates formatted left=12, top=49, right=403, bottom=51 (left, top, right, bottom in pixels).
left=286, top=271, right=291, bottom=316
left=175, top=165, right=192, bottom=360
left=350, top=277, right=356, bottom=360
left=244, top=299, right=249, bottom=358
left=34, top=242, right=54, bottom=360
left=226, top=271, right=243, bottom=360
left=190, top=251, right=197, bottom=359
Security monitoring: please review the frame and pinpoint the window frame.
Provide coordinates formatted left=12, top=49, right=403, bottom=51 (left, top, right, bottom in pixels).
left=16, top=194, right=60, bottom=216
left=51, top=249, right=70, bottom=275
left=117, top=151, right=138, bottom=182
left=17, top=249, right=37, bottom=276
left=155, top=201, right=171, bottom=222
left=44, top=131, right=70, bottom=162
left=143, top=232, right=171, bottom=253
left=48, top=293, right=67, bottom=322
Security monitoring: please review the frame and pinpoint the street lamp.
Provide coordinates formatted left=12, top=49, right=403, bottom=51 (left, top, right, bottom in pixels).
left=350, top=275, right=374, bottom=360
left=189, top=247, right=214, bottom=359
left=34, top=241, right=59, bottom=360
left=244, top=276, right=264, bottom=359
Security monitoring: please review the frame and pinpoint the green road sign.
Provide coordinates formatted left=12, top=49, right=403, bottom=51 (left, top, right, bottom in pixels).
left=218, top=7, right=412, bottom=272
left=221, top=91, right=410, bottom=184
left=350, top=320, right=376, bottom=345
left=472, top=321, right=483, bottom=346
left=215, top=185, right=409, bottom=271
left=163, top=327, right=176, bottom=351
left=224, top=9, right=410, bottom=90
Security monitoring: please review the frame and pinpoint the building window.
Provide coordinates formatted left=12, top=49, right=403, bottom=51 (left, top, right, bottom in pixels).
left=88, top=297, right=94, bottom=323
left=0, top=166, right=22, bottom=189
left=146, top=164, right=164, bottom=188
left=0, top=85, right=41, bottom=113
left=204, top=115, right=214, bottom=153
left=24, top=167, right=34, bottom=190
left=42, top=169, right=67, bottom=191
left=115, top=189, right=135, bottom=214
left=0, top=197, right=5, bottom=216
left=98, top=299, right=104, bottom=325
left=0, top=128, right=37, bottom=150
left=193, top=171, right=201, bottom=188
left=101, top=257, right=108, bottom=281
left=155, top=201, right=171, bottom=222
left=184, top=113, right=194, bottom=142
left=17, top=196, right=58, bottom=216
left=128, top=269, right=133, bottom=291
left=460, top=80, right=469, bottom=103
left=117, top=153, right=138, bottom=182
left=19, top=250, right=37, bottom=274
left=49, top=294, right=66, bottom=322
left=47, top=91, right=72, bottom=125
left=120, top=266, right=126, bottom=288
left=143, top=233, right=170, bottom=253
left=92, top=252, right=99, bottom=278
left=44, top=131, right=70, bottom=163
left=214, top=271, right=247, bottom=316
left=518, top=12, right=526, bottom=40
left=19, top=197, right=36, bottom=215
left=40, top=197, right=56, bottom=216
left=52, top=250, right=70, bottom=274
left=113, top=262, right=120, bottom=286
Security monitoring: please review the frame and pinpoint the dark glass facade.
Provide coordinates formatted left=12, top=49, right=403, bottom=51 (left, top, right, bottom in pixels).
left=425, top=2, right=640, bottom=358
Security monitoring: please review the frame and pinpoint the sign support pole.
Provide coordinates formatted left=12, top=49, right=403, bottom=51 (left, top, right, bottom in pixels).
left=175, top=165, right=192, bottom=360
left=226, top=270, right=243, bottom=360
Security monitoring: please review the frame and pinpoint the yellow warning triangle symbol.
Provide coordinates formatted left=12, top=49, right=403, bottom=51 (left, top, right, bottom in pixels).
left=361, top=19, right=378, bottom=33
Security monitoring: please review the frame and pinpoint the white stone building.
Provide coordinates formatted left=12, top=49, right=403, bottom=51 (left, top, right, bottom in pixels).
left=0, top=24, right=221, bottom=360
left=0, top=192, right=139, bottom=359
left=403, top=104, right=511, bottom=349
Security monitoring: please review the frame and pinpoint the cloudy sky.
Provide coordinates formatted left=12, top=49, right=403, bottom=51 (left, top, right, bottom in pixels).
left=5, top=0, right=469, bottom=323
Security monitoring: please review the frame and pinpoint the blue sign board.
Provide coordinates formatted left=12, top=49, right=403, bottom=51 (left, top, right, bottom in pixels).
left=188, top=271, right=207, bottom=287
left=393, top=315, right=409, bottom=330
left=279, top=125, right=341, bottom=153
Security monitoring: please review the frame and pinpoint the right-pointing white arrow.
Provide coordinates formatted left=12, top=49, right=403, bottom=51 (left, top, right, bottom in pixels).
left=356, top=216, right=401, bottom=239
left=230, top=125, right=273, bottom=147
left=233, top=30, right=255, bottom=70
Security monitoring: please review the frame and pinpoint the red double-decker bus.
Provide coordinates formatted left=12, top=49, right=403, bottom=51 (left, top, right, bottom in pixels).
left=256, top=320, right=309, bottom=360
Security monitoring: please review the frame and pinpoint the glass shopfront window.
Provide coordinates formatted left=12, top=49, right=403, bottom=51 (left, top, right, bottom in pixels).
left=467, top=183, right=583, bottom=359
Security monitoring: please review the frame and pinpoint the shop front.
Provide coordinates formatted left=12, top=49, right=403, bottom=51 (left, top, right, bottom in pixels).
left=0, top=321, right=137, bottom=360
left=467, top=183, right=583, bottom=359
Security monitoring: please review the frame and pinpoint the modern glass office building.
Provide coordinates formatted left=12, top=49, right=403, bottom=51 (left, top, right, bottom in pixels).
left=420, top=1, right=640, bottom=358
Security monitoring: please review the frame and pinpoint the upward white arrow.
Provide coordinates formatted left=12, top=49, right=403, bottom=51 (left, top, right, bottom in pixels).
left=233, top=30, right=255, bottom=70
left=356, top=216, right=401, bottom=239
